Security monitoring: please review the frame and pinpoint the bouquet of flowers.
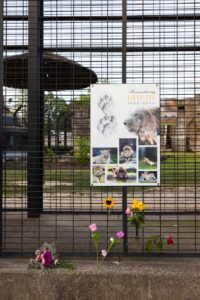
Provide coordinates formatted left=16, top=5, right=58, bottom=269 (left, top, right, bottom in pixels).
left=126, top=198, right=145, bottom=239
left=28, top=242, right=74, bottom=270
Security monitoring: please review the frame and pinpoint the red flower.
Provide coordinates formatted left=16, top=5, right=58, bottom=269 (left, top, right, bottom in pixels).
left=167, top=236, right=174, bottom=245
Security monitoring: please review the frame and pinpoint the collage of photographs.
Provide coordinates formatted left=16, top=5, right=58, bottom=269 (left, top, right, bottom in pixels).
left=91, top=133, right=159, bottom=185
left=92, top=138, right=137, bottom=185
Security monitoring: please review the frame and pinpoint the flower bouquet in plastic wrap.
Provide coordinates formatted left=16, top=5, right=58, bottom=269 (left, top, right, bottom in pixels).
left=28, top=242, right=74, bottom=270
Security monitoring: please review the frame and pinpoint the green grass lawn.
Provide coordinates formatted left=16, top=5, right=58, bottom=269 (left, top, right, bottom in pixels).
left=139, top=161, right=157, bottom=170
left=110, top=154, right=118, bottom=164
left=160, top=152, right=200, bottom=185
left=3, top=152, right=200, bottom=195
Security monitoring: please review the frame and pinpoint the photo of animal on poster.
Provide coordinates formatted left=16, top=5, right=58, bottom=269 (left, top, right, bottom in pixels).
left=139, top=147, right=157, bottom=170
left=92, top=148, right=117, bottom=164
left=123, top=108, right=159, bottom=145
left=138, top=171, right=157, bottom=184
left=92, top=165, right=105, bottom=183
left=107, top=164, right=136, bottom=184
left=119, top=138, right=137, bottom=164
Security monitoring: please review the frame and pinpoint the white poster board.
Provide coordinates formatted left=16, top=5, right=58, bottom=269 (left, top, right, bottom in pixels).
left=90, top=84, right=160, bottom=186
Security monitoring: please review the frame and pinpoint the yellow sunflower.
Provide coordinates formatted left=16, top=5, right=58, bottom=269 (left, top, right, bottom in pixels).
left=103, top=196, right=115, bottom=209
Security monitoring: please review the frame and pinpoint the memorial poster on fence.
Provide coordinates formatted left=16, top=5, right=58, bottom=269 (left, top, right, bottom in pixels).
left=90, top=84, right=160, bottom=186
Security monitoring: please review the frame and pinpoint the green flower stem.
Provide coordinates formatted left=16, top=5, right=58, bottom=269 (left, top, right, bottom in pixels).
left=135, top=226, right=140, bottom=251
left=92, top=233, right=100, bottom=267
left=135, top=226, right=139, bottom=239
left=99, top=240, right=117, bottom=267
left=94, top=239, right=99, bottom=267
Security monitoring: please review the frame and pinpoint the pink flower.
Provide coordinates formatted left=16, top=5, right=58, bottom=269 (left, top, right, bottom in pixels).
left=101, top=249, right=107, bottom=257
left=88, top=223, right=97, bottom=232
left=125, top=207, right=133, bottom=217
left=35, top=254, right=42, bottom=263
left=41, top=250, right=52, bottom=267
left=116, top=231, right=125, bottom=239
left=35, top=250, right=43, bottom=263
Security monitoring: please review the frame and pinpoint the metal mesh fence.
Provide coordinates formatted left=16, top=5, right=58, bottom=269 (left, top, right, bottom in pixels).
left=1, top=0, right=200, bottom=255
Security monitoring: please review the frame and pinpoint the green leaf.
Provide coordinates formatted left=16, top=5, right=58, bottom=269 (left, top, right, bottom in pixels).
left=157, top=239, right=163, bottom=253
left=57, top=260, right=74, bottom=270
left=145, top=240, right=153, bottom=252
left=131, top=214, right=140, bottom=226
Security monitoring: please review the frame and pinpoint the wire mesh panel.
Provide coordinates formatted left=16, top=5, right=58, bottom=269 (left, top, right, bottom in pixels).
left=1, top=0, right=200, bottom=255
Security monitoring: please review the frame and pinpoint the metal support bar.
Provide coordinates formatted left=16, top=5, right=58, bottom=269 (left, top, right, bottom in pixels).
left=122, top=0, right=128, bottom=254
left=27, top=0, right=44, bottom=218
left=4, top=45, right=200, bottom=52
left=36, top=46, right=200, bottom=53
left=4, top=14, right=200, bottom=22
left=0, top=0, right=3, bottom=253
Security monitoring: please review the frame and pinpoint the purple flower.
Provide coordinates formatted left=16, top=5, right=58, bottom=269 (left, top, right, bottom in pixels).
left=88, top=223, right=97, bottom=232
left=116, top=231, right=125, bottom=239
left=41, top=250, right=52, bottom=267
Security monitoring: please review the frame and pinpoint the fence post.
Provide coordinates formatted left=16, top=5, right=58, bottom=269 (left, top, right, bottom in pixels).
left=122, top=0, right=128, bottom=253
left=27, top=0, right=44, bottom=217
left=0, top=0, right=3, bottom=253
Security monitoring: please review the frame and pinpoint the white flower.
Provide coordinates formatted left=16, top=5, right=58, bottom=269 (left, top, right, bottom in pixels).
left=110, top=237, right=114, bottom=243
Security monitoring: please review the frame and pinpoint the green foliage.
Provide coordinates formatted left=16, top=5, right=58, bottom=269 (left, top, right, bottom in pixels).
left=157, top=238, right=164, bottom=253
left=44, top=92, right=71, bottom=132
left=145, top=235, right=163, bottom=253
left=72, top=94, right=90, bottom=106
left=130, top=213, right=145, bottom=228
left=55, top=260, right=74, bottom=270
left=46, top=145, right=73, bottom=154
left=145, top=239, right=153, bottom=252
left=129, top=212, right=145, bottom=237
left=46, top=147, right=56, bottom=163
left=28, top=258, right=44, bottom=270
left=74, top=137, right=90, bottom=166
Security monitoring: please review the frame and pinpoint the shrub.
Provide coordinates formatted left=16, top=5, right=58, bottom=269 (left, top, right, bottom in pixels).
left=74, top=137, right=90, bottom=166
left=46, top=147, right=56, bottom=163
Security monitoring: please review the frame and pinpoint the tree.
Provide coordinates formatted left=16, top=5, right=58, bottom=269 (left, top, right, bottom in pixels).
left=44, top=92, right=71, bottom=132
left=44, top=92, right=72, bottom=149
